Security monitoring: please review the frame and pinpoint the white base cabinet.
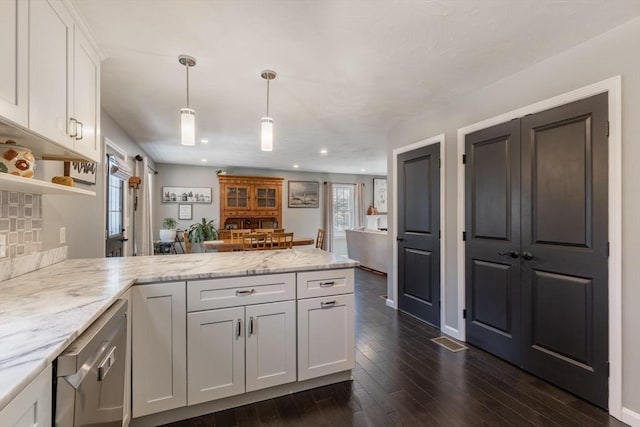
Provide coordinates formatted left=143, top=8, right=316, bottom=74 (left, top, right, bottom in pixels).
left=132, top=282, right=186, bottom=418
left=187, top=301, right=296, bottom=405
left=0, top=365, right=52, bottom=427
left=298, top=293, right=355, bottom=381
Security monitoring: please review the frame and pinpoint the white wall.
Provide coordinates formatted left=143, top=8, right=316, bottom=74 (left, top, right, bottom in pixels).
left=153, top=164, right=377, bottom=244
left=387, top=17, right=640, bottom=415
left=41, top=111, right=154, bottom=258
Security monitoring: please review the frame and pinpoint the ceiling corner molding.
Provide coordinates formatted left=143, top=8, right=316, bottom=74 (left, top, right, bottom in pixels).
left=62, top=0, right=109, bottom=61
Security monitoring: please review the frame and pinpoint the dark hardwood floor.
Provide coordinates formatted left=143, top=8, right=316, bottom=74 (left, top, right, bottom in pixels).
left=164, top=268, right=625, bottom=427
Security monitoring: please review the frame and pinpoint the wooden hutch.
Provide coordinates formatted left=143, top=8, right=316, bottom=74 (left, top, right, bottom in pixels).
left=218, top=175, right=284, bottom=230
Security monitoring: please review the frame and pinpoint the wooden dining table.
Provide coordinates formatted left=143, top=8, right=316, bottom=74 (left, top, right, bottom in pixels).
left=202, top=236, right=315, bottom=252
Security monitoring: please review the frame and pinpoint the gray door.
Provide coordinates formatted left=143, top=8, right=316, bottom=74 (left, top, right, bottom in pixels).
left=397, top=143, right=440, bottom=326
left=465, top=120, right=522, bottom=365
left=465, top=93, right=609, bottom=408
left=520, top=93, right=608, bottom=408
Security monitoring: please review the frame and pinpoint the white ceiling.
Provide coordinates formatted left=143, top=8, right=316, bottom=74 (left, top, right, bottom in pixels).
left=73, top=0, right=640, bottom=176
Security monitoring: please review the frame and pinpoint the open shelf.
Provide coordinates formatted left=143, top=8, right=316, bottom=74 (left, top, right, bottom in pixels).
left=0, top=173, right=96, bottom=196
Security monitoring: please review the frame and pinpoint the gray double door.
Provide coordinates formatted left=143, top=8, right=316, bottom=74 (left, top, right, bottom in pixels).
left=465, top=93, right=609, bottom=408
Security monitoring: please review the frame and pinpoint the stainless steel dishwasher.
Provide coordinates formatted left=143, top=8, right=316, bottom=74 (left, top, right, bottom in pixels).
left=55, top=299, right=128, bottom=427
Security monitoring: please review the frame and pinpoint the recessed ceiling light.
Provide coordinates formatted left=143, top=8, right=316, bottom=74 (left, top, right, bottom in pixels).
left=293, top=164, right=299, bottom=169
left=360, top=168, right=366, bottom=172
left=320, top=149, right=328, bottom=155
left=201, top=158, right=207, bottom=162
left=200, top=138, right=209, bottom=144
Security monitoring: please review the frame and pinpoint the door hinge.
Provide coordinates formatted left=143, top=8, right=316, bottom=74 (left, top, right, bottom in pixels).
left=438, top=229, right=441, bottom=239
left=606, top=121, right=610, bottom=137
left=462, top=154, right=467, bottom=164
left=607, top=361, right=610, bottom=377
left=607, top=241, right=610, bottom=257
left=462, top=231, right=467, bottom=241
left=463, top=309, right=467, bottom=319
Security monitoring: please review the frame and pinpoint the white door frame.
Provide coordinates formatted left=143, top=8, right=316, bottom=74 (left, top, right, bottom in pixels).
left=105, top=138, right=130, bottom=257
left=391, top=134, right=447, bottom=331
left=455, top=76, right=622, bottom=418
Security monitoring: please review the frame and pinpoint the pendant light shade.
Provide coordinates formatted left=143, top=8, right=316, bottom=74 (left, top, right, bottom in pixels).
left=261, top=117, right=273, bottom=151
left=260, top=70, right=276, bottom=151
left=180, top=108, right=195, bottom=146
left=179, top=55, right=196, bottom=146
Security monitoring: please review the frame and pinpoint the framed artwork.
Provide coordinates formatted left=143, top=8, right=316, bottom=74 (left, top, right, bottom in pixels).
left=64, top=161, right=97, bottom=185
left=288, top=181, right=319, bottom=208
left=178, top=204, right=192, bottom=220
left=162, top=186, right=212, bottom=203
left=373, top=178, right=387, bottom=213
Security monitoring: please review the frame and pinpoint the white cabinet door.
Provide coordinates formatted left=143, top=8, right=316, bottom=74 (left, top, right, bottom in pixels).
left=0, top=0, right=28, bottom=126
left=132, top=282, right=186, bottom=418
left=28, top=0, right=73, bottom=149
left=245, top=301, right=296, bottom=392
left=72, top=25, right=100, bottom=161
left=0, top=365, right=52, bottom=427
left=297, top=294, right=355, bottom=381
left=187, top=306, right=245, bottom=405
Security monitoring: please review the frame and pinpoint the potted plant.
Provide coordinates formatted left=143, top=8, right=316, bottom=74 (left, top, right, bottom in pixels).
left=188, top=218, right=218, bottom=251
left=160, top=217, right=178, bottom=242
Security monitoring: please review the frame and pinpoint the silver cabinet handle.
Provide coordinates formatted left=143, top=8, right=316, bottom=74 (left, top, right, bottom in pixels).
left=236, top=289, right=255, bottom=296
left=249, top=317, right=255, bottom=335
left=97, top=345, right=117, bottom=381
left=321, top=300, right=336, bottom=308
left=236, top=318, right=242, bottom=337
left=320, top=281, right=335, bottom=287
left=69, top=117, right=78, bottom=138
left=76, top=121, right=84, bottom=140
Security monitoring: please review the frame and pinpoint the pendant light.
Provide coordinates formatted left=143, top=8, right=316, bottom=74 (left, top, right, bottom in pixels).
left=260, top=70, right=277, bottom=151
left=179, top=55, right=196, bottom=146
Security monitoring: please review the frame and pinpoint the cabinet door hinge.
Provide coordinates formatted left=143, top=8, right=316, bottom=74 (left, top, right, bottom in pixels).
left=462, top=154, right=467, bottom=164
left=463, top=309, right=467, bottom=319
left=462, top=231, right=467, bottom=241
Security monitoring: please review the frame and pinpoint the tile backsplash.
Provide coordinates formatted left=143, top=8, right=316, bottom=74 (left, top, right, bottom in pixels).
left=0, top=191, right=42, bottom=259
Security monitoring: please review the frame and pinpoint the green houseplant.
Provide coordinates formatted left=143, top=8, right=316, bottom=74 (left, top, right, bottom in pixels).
left=188, top=217, right=218, bottom=244
left=159, top=217, right=178, bottom=242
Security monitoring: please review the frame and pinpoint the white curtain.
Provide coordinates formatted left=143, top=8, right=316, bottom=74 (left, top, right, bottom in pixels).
left=323, top=182, right=334, bottom=252
left=354, top=183, right=364, bottom=228
left=134, top=157, right=153, bottom=256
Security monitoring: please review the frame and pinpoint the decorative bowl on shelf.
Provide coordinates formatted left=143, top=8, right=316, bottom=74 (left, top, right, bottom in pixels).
left=0, top=140, right=36, bottom=178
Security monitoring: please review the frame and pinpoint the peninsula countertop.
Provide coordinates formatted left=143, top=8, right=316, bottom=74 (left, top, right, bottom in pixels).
left=0, top=248, right=357, bottom=411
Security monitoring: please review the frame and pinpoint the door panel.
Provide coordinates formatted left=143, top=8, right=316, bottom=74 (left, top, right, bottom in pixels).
left=471, top=260, right=512, bottom=335
left=465, top=120, right=521, bottom=364
left=397, top=143, right=440, bottom=326
left=521, top=93, right=608, bottom=408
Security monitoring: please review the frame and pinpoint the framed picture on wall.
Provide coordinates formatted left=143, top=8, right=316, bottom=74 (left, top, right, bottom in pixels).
left=178, top=204, right=192, bottom=220
left=162, top=186, right=212, bottom=203
left=64, top=161, right=97, bottom=185
left=288, top=181, right=319, bottom=208
left=373, top=178, right=387, bottom=213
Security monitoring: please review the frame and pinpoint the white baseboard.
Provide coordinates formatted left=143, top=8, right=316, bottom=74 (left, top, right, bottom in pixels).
left=441, top=325, right=463, bottom=341
left=622, top=407, right=640, bottom=427
left=386, top=298, right=396, bottom=309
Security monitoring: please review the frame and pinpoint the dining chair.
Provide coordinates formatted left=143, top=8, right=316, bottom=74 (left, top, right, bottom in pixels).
left=270, top=232, right=294, bottom=249
left=254, top=228, right=274, bottom=234
left=316, top=228, right=326, bottom=250
left=242, top=233, right=270, bottom=251
left=183, top=231, right=191, bottom=254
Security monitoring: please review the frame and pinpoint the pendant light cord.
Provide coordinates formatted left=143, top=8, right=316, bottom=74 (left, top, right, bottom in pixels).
left=186, top=64, right=190, bottom=108
left=266, top=78, right=270, bottom=117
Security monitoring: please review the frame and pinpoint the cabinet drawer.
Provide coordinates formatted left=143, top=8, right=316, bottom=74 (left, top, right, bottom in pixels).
left=297, top=269, right=354, bottom=299
left=187, top=273, right=295, bottom=312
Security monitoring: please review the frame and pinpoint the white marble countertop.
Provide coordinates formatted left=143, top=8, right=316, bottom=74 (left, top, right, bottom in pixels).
left=0, top=248, right=357, bottom=410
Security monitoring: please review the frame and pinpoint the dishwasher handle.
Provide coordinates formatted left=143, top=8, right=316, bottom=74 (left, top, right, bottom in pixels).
left=63, top=340, right=112, bottom=390
left=97, top=345, right=117, bottom=381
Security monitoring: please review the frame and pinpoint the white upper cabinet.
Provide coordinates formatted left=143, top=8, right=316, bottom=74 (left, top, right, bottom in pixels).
left=0, top=0, right=28, bottom=127
left=72, top=24, right=101, bottom=161
left=28, top=0, right=74, bottom=150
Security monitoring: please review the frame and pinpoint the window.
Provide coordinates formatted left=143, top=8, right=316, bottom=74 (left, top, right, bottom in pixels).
left=333, top=184, right=355, bottom=237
